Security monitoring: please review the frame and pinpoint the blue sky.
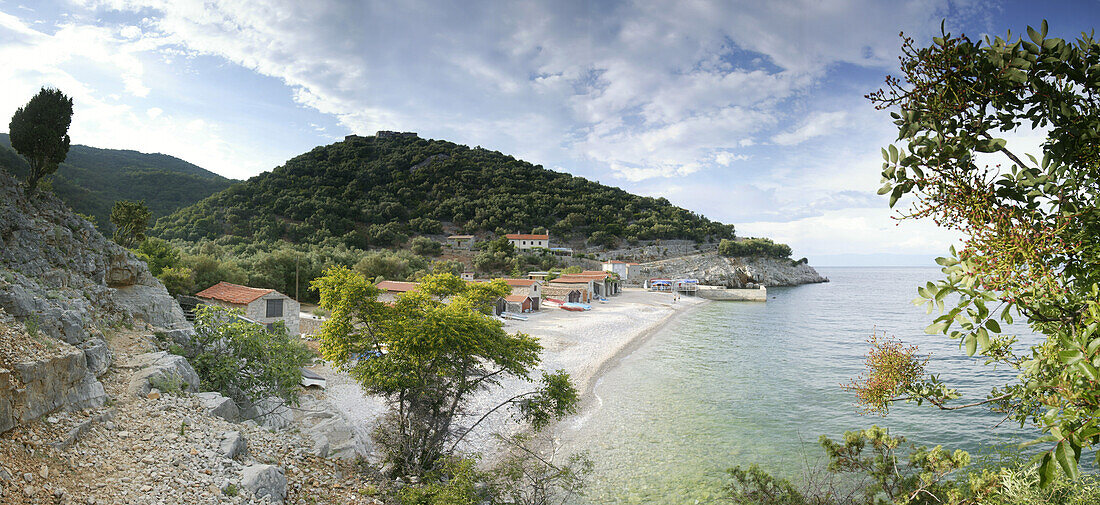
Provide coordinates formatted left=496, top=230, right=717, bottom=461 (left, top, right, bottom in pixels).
left=1, top=0, right=1097, bottom=264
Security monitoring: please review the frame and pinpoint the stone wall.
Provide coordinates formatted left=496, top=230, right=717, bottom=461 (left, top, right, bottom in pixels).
left=245, top=293, right=301, bottom=336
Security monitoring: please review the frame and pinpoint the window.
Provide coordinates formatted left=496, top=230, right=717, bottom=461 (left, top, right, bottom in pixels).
left=266, top=298, right=284, bottom=318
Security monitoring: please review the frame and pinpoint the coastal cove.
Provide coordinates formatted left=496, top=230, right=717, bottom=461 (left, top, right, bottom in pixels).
left=555, top=267, right=1043, bottom=504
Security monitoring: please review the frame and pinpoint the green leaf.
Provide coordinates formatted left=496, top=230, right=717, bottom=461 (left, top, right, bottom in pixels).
left=965, top=333, right=977, bottom=356
left=1027, top=25, right=1043, bottom=45
left=985, top=319, right=1001, bottom=333
left=926, top=320, right=950, bottom=335
left=1038, top=452, right=1058, bottom=488
left=976, top=328, right=990, bottom=352
left=1055, top=440, right=1080, bottom=479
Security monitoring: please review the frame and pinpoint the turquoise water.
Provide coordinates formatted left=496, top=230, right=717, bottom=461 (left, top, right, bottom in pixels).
left=558, top=267, right=1042, bottom=504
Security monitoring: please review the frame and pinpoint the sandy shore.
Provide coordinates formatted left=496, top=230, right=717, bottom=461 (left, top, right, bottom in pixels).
left=309, top=287, right=708, bottom=458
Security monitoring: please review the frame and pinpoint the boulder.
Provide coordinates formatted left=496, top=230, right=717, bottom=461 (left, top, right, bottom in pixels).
left=127, top=352, right=200, bottom=397
left=196, top=392, right=239, bottom=422
left=242, top=397, right=293, bottom=430
left=81, top=339, right=112, bottom=377
left=0, top=285, right=34, bottom=318
left=219, top=431, right=247, bottom=459
left=240, top=464, right=286, bottom=503
left=59, top=310, right=87, bottom=344
left=10, top=349, right=106, bottom=423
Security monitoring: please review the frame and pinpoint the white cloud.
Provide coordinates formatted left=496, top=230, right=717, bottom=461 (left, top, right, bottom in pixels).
left=772, top=111, right=850, bottom=146
left=145, top=107, right=162, bottom=118
left=738, top=207, right=963, bottom=258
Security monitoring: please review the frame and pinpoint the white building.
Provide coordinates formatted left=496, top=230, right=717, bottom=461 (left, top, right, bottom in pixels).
left=505, top=233, right=549, bottom=250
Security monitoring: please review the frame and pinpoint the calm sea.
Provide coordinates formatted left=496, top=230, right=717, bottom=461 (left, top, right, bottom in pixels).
left=558, top=267, right=1042, bottom=504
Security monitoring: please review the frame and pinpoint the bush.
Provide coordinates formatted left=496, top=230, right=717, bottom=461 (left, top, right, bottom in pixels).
left=180, top=305, right=313, bottom=405
left=718, top=238, right=792, bottom=259
left=410, top=236, right=443, bottom=256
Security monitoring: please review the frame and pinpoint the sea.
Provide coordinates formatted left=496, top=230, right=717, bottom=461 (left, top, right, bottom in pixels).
left=557, top=267, right=1043, bottom=504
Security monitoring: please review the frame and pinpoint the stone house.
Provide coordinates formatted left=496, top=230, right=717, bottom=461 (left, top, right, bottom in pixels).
left=448, top=235, right=475, bottom=249
left=195, top=281, right=300, bottom=335
left=502, top=279, right=541, bottom=310
left=503, top=295, right=533, bottom=313
left=547, top=276, right=593, bottom=302
left=505, top=233, right=549, bottom=250
left=602, top=260, right=638, bottom=279
left=542, top=285, right=584, bottom=303
left=582, top=271, right=622, bottom=296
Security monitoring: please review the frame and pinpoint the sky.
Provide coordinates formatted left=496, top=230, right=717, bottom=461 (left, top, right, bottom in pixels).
left=1, top=0, right=1097, bottom=265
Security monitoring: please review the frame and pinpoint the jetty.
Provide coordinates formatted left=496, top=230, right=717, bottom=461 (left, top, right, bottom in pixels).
left=695, top=285, right=767, bottom=302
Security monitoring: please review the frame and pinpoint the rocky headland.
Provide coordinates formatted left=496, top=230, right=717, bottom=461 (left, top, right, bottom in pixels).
left=630, top=251, right=828, bottom=287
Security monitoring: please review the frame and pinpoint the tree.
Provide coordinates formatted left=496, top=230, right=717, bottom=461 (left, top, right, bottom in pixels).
left=859, top=21, right=1100, bottom=482
left=134, top=237, right=180, bottom=276
left=8, top=87, right=73, bottom=195
left=110, top=200, right=151, bottom=247
left=311, top=267, right=578, bottom=477
left=181, top=305, right=313, bottom=405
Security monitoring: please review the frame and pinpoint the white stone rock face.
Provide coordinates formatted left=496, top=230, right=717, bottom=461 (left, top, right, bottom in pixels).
left=127, top=352, right=201, bottom=397
left=240, top=464, right=286, bottom=503
left=196, top=392, right=240, bottom=422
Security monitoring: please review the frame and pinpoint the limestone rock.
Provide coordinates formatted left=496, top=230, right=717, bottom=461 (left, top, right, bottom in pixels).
left=127, top=352, right=200, bottom=397
left=0, top=285, right=34, bottom=317
left=196, top=392, right=239, bottom=422
left=219, top=431, right=247, bottom=459
left=80, top=339, right=112, bottom=377
left=240, top=464, right=286, bottom=503
left=242, top=397, right=293, bottom=430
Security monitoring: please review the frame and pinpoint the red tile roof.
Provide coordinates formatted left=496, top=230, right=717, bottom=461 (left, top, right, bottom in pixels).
left=505, top=234, right=549, bottom=240
left=550, top=276, right=594, bottom=284
left=504, top=295, right=531, bottom=303
left=502, top=279, right=538, bottom=287
left=376, top=280, right=419, bottom=293
left=195, top=282, right=275, bottom=305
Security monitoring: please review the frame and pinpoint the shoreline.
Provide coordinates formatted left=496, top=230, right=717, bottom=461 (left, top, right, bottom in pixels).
left=578, top=294, right=709, bottom=402
left=309, top=288, right=710, bottom=459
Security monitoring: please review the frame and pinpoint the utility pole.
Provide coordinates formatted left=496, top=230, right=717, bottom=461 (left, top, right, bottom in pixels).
left=295, top=254, right=300, bottom=301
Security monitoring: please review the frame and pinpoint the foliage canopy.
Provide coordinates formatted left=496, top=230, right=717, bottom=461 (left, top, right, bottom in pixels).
left=153, top=134, right=736, bottom=246
left=7, top=88, right=73, bottom=195
left=859, top=21, right=1100, bottom=482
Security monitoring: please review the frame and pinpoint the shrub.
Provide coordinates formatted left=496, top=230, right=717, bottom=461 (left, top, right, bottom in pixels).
left=718, top=238, right=792, bottom=259
left=180, top=305, right=313, bottom=405
left=410, top=236, right=443, bottom=256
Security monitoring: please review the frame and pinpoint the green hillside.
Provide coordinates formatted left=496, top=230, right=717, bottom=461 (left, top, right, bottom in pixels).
left=153, top=133, right=736, bottom=248
left=0, top=133, right=236, bottom=229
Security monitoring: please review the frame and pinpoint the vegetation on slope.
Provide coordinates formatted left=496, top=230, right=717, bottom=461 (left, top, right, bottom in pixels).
left=152, top=134, right=737, bottom=247
left=0, top=133, right=235, bottom=230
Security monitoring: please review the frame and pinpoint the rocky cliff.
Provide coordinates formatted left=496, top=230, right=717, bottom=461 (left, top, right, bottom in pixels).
left=0, top=169, right=190, bottom=433
left=631, top=252, right=828, bottom=287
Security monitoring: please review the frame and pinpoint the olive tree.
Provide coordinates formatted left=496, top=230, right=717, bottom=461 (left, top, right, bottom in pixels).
left=858, top=21, right=1100, bottom=483
left=8, top=87, right=73, bottom=195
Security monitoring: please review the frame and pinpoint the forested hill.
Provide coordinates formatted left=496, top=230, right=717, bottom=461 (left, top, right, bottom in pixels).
left=152, top=132, right=737, bottom=248
left=0, top=133, right=236, bottom=229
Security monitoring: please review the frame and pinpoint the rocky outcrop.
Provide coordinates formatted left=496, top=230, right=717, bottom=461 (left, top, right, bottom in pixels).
left=632, top=252, right=828, bottom=287
left=0, top=169, right=192, bottom=432
left=126, top=352, right=201, bottom=397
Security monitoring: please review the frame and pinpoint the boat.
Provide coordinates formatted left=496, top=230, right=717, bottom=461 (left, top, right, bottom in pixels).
left=300, top=368, right=327, bottom=389
left=561, top=305, right=584, bottom=312
left=501, top=312, right=529, bottom=321
left=562, top=302, right=591, bottom=311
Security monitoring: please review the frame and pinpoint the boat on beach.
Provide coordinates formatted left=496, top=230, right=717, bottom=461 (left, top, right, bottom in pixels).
left=562, top=302, right=591, bottom=311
